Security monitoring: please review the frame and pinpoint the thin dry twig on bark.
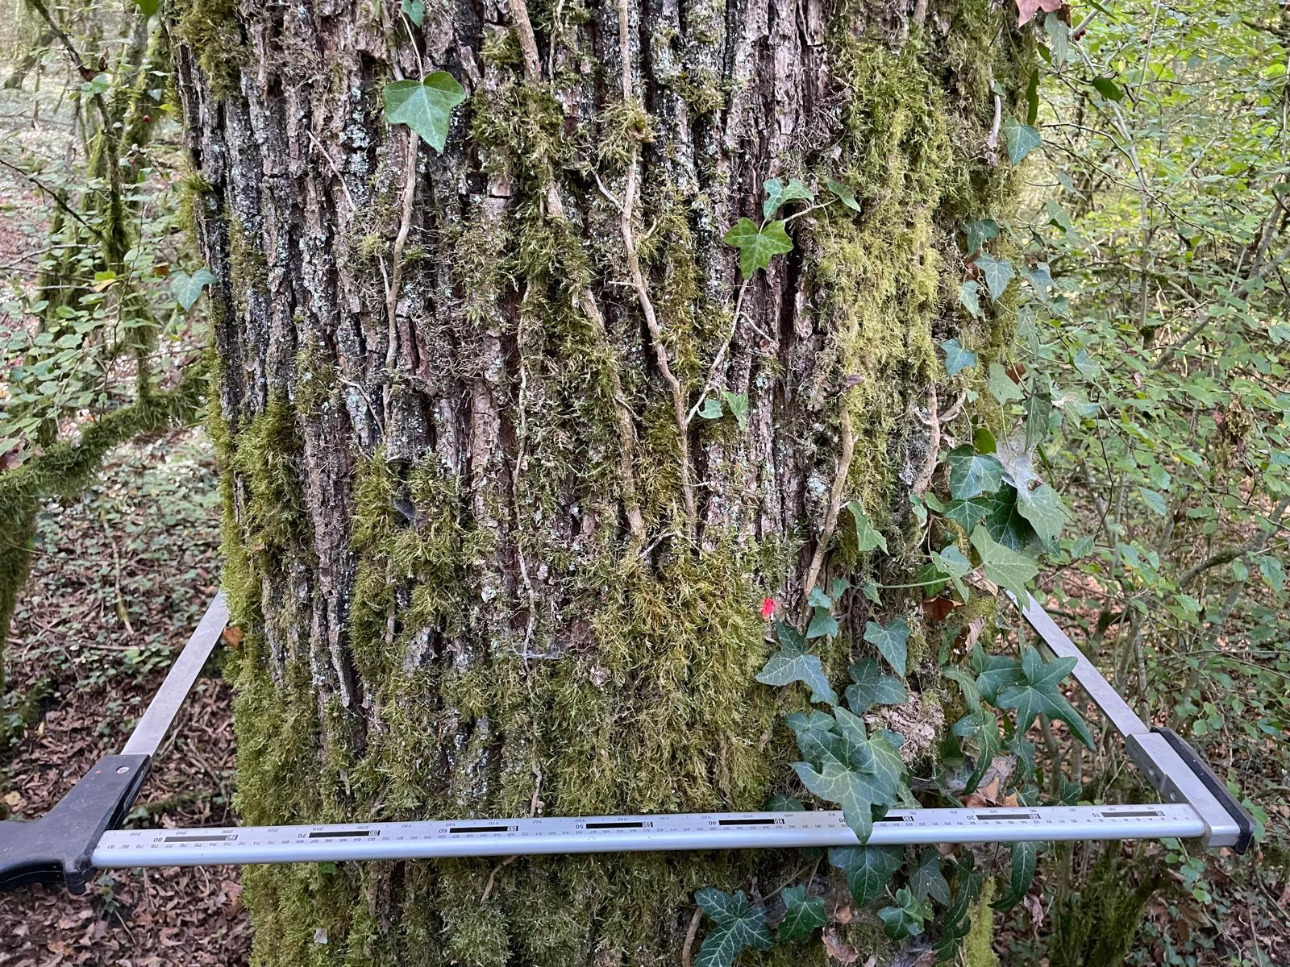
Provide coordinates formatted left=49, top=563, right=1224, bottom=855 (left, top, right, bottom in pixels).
left=801, top=403, right=857, bottom=619
left=686, top=278, right=750, bottom=424
left=912, top=383, right=940, bottom=497
left=681, top=907, right=703, bottom=967
left=503, top=0, right=648, bottom=547
left=614, top=0, right=697, bottom=536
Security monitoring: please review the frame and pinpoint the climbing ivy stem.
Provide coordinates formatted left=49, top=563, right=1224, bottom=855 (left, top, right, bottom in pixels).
left=801, top=403, right=856, bottom=622
left=615, top=0, right=696, bottom=536
left=505, top=0, right=647, bottom=545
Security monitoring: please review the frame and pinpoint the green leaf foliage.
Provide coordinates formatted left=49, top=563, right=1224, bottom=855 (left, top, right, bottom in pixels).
left=910, top=849, right=951, bottom=905
left=721, top=391, right=749, bottom=429
left=846, top=501, right=888, bottom=553
left=987, top=362, right=1024, bottom=403
left=992, top=841, right=1039, bottom=911
left=170, top=268, right=216, bottom=311
left=995, top=645, right=1095, bottom=747
left=762, top=177, right=814, bottom=219
left=755, top=623, right=837, bottom=705
left=777, top=885, right=826, bottom=942
left=131, top=0, right=159, bottom=17
left=963, top=219, right=1000, bottom=255
left=826, top=179, right=862, bottom=212
left=1002, top=118, right=1043, bottom=164
left=694, top=889, right=773, bottom=967
left=947, top=445, right=1005, bottom=501
left=792, top=708, right=906, bottom=843
left=942, top=337, right=978, bottom=375
left=724, top=218, right=793, bottom=278
left=400, top=0, right=425, bottom=24
left=697, top=398, right=723, bottom=420
left=970, top=525, right=1038, bottom=599
left=828, top=845, right=902, bottom=905
left=845, top=658, right=907, bottom=714
left=863, top=618, right=909, bottom=677
left=975, top=255, right=1016, bottom=301
left=879, top=887, right=933, bottom=939
left=382, top=72, right=467, bottom=152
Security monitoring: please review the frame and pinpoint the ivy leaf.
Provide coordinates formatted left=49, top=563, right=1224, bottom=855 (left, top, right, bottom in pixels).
left=943, top=498, right=991, bottom=532
left=1024, top=377, right=1053, bottom=449
left=845, top=658, right=908, bottom=714
left=697, top=397, right=724, bottom=420
left=400, top=0, right=425, bottom=25
left=724, top=218, right=793, bottom=278
left=970, top=525, right=1038, bottom=600
left=972, top=648, right=1026, bottom=704
left=976, top=255, right=1016, bottom=301
left=951, top=706, right=1002, bottom=794
left=958, top=281, right=983, bottom=319
left=793, top=760, right=877, bottom=842
left=987, top=362, right=1024, bottom=403
left=978, top=487, right=1037, bottom=550
left=931, top=546, right=972, bottom=600
left=910, top=849, right=951, bottom=905
left=996, top=645, right=1095, bottom=747
left=778, top=885, right=827, bottom=942
left=992, top=841, right=1039, bottom=910
left=826, top=179, right=862, bottom=213
left=1024, top=68, right=1040, bottom=124
left=170, top=268, right=216, bottom=311
left=720, top=391, right=749, bottom=429
left=863, top=618, right=909, bottom=677
left=846, top=501, right=888, bottom=553
left=762, top=177, right=815, bottom=219
left=765, top=793, right=804, bottom=811
left=878, top=887, right=933, bottom=939
left=828, top=845, right=902, bottom=905
left=806, top=608, right=840, bottom=641
left=942, top=337, right=978, bottom=376
left=755, top=633, right=837, bottom=705
left=1045, top=12, right=1070, bottom=69
left=383, top=72, right=467, bottom=153
left=962, top=219, right=1000, bottom=256
left=694, top=889, right=774, bottom=967
left=1016, top=481, right=1069, bottom=544
left=1002, top=118, right=1042, bottom=165
left=946, top=445, right=1004, bottom=501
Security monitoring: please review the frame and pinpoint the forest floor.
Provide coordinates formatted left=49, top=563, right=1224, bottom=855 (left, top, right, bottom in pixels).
left=0, top=430, right=251, bottom=967
left=0, top=92, right=251, bottom=965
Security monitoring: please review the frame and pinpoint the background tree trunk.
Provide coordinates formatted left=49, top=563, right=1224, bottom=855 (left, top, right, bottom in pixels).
left=170, top=0, right=1028, bottom=959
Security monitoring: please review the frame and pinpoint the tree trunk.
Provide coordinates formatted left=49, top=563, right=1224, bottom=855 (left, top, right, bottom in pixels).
left=170, top=0, right=1028, bottom=960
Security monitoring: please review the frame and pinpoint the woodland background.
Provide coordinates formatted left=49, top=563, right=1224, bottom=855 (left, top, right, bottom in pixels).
left=0, top=0, right=1286, bottom=964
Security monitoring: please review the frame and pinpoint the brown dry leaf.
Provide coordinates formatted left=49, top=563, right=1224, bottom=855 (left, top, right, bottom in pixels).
left=827, top=893, right=860, bottom=924
left=822, top=928, right=860, bottom=964
left=1024, top=892, right=1046, bottom=928
left=923, top=595, right=959, bottom=622
left=222, top=625, right=245, bottom=648
left=1016, top=0, right=1063, bottom=26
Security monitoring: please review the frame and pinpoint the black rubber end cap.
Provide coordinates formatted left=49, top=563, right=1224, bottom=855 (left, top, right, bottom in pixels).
left=1153, top=727, right=1256, bottom=855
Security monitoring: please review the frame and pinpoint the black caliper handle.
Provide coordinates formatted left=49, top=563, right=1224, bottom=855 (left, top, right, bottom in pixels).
left=0, top=754, right=150, bottom=894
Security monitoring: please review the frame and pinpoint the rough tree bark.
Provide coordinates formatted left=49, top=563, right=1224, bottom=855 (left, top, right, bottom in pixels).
left=168, top=0, right=1029, bottom=960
